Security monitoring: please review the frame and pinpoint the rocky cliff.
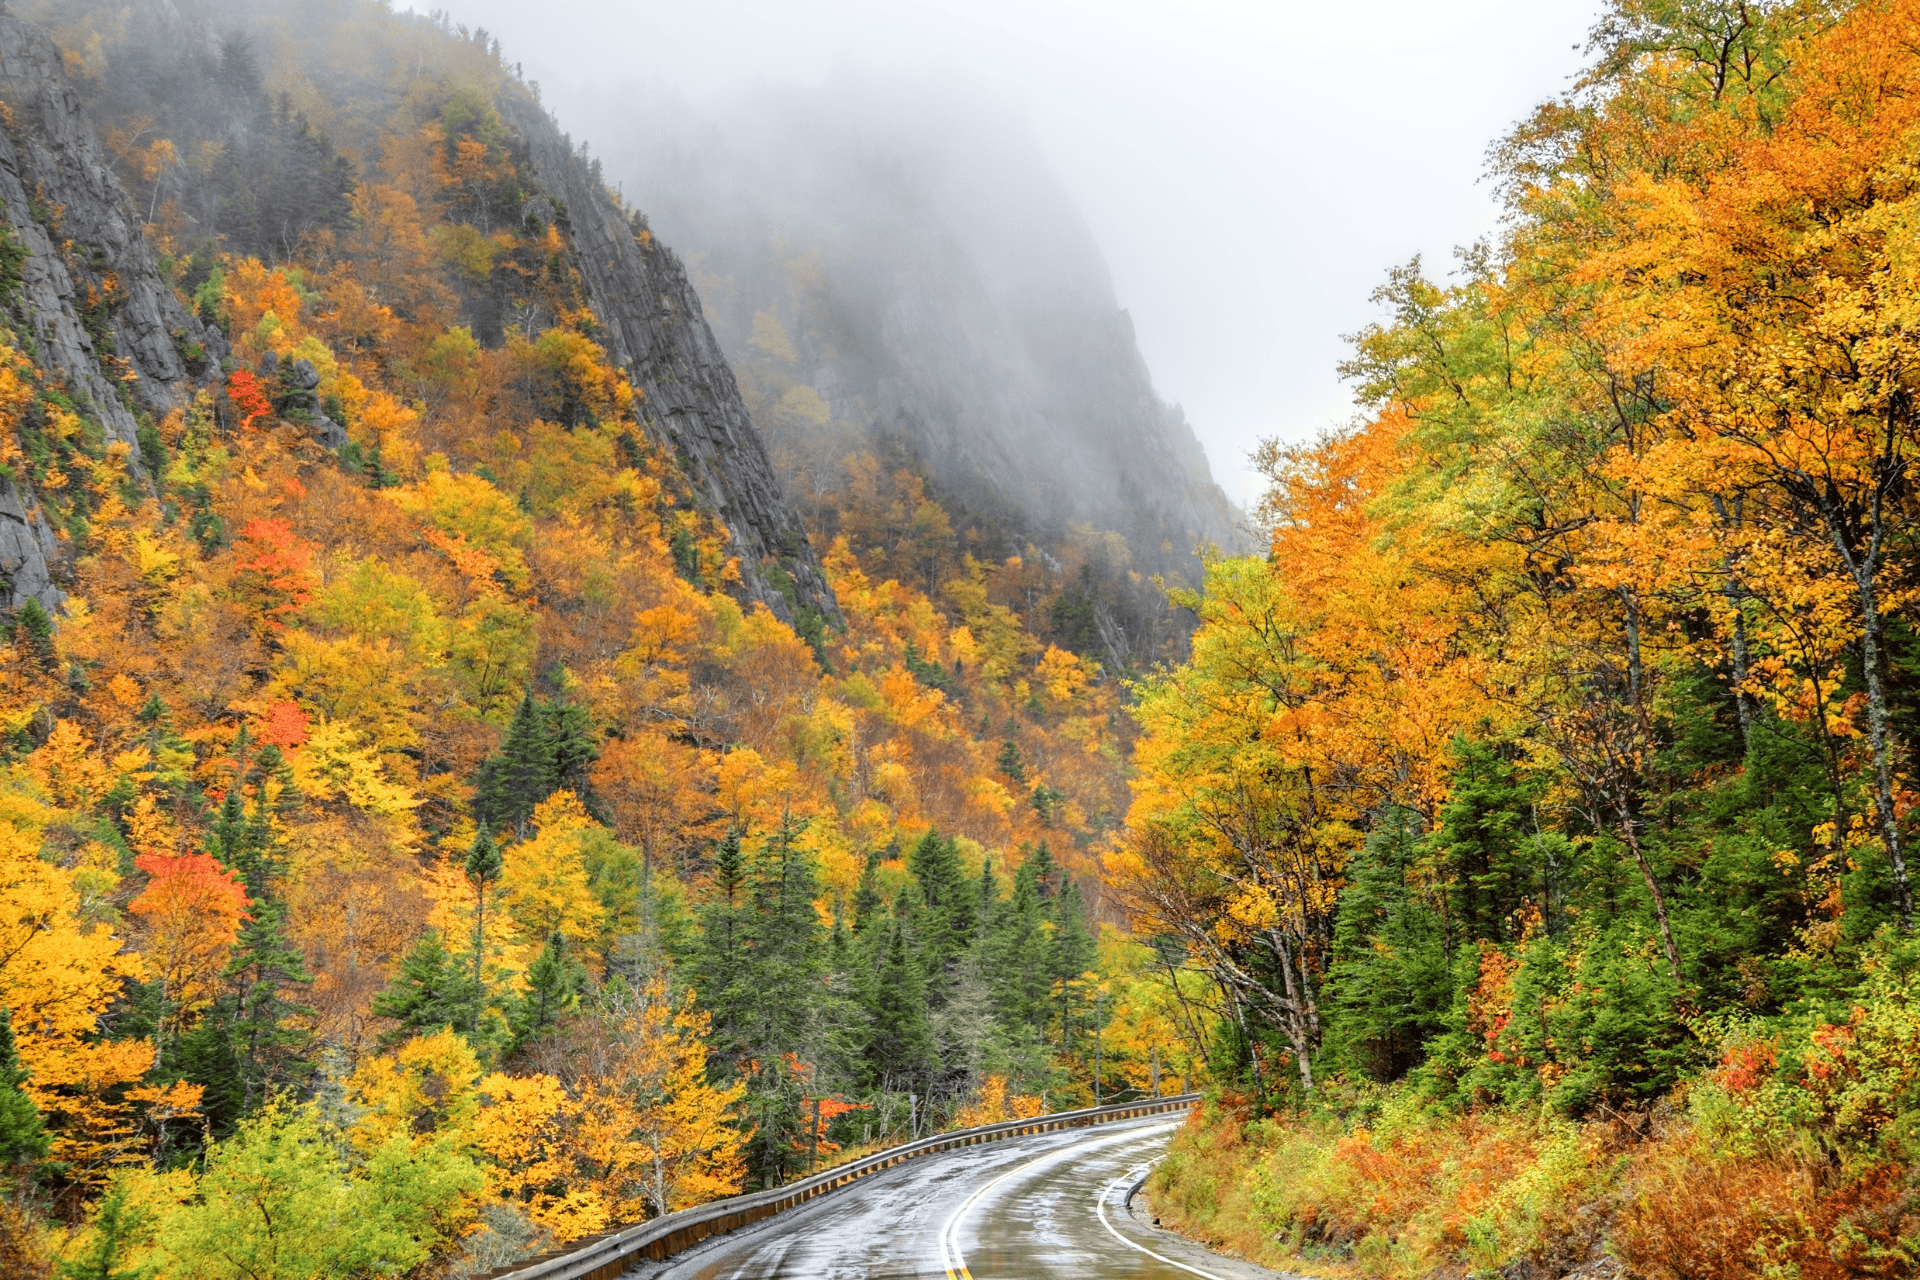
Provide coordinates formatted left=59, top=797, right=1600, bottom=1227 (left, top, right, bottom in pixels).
left=497, top=94, right=838, bottom=628
left=0, top=12, right=224, bottom=608
left=593, top=79, right=1251, bottom=590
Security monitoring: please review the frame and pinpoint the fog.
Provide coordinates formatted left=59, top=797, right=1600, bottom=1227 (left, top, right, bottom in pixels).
left=426, top=0, right=1603, bottom=509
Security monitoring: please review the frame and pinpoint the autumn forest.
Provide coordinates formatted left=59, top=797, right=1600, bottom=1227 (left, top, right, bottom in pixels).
left=3, top=0, right=1920, bottom=1277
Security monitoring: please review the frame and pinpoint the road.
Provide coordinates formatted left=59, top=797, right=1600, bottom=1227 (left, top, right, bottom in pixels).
left=632, top=1114, right=1292, bottom=1280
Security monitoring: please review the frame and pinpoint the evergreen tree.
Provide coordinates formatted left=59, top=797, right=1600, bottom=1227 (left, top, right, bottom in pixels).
left=983, top=852, right=1054, bottom=1034
left=371, top=930, right=480, bottom=1050
left=863, top=925, right=935, bottom=1094
left=691, top=830, right=754, bottom=1073
left=511, top=931, right=585, bottom=1050
left=1325, top=808, right=1451, bottom=1080
left=224, top=897, right=314, bottom=1114
left=850, top=849, right=885, bottom=938
left=464, top=825, right=503, bottom=1037
left=474, top=694, right=553, bottom=835
left=994, top=739, right=1026, bottom=785
left=908, top=830, right=976, bottom=994
left=544, top=699, right=599, bottom=799
left=474, top=693, right=602, bottom=834
left=1049, top=872, right=1097, bottom=1057
left=0, top=1009, right=46, bottom=1169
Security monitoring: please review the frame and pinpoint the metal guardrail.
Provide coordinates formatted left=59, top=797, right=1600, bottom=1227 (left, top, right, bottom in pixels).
left=481, top=1092, right=1201, bottom=1280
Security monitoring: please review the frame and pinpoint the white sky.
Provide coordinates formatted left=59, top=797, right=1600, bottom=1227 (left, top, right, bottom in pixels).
left=434, top=0, right=1605, bottom=509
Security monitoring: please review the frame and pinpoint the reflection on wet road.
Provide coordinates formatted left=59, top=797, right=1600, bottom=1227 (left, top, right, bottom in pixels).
left=637, top=1114, right=1289, bottom=1280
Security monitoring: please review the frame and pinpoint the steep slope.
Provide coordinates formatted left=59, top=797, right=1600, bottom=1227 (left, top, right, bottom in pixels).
left=496, top=94, right=838, bottom=627
left=27, top=0, right=837, bottom=630
left=0, top=13, right=225, bottom=608
left=593, top=79, right=1249, bottom=594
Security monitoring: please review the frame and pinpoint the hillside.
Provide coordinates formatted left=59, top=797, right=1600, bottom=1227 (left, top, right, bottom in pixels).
left=0, top=1, right=1210, bottom=1274
left=1114, top=2, right=1920, bottom=1276
left=593, top=79, right=1250, bottom=672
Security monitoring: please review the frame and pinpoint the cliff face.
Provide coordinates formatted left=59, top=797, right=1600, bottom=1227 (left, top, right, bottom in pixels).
left=595, top=79, right=1250, bottom=588
left=497, top=96, right=839, bottom=628
left=0, top=13, right=224, bottom=608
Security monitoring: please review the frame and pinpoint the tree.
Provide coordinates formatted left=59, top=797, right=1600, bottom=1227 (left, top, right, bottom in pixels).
left=464, top=825, right=503, bottom=1038
left=371, top=931, right=479, bottom=1049
left=0, top=1010, right=46, bottom=1171
left=510, top=931, right=584, bottom=1051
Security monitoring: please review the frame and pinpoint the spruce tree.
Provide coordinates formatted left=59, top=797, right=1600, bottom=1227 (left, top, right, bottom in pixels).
left=850, top=849, right=884, bottom=938
left=1050, top=873, right=1097, bottom=1056
left=863, top=925, right=935, bottom=1095
left=474, top=693, right=552, bottom=835
left=224, top=898, right=313, bottom=1114
left=464, top=824, right=503, bottom=1037
left=908, top=830, right=975, bottom=995
left=371, top=930, right=479, bottom=1049
left=690, top=830, right=753, bottom=1073
left=221, top=787, right=313, bottom=1114
left=512, top=931, right=585, bottom=1051
left=1326, top=807, right=1449, bottom=1080
left=0, top=1009, right=46, bottom=1169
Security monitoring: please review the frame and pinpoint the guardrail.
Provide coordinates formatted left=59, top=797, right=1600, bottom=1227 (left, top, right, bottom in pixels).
left=480, top=1091, right=1201, bottom=1280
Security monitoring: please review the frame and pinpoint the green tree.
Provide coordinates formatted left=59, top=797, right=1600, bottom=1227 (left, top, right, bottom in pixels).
left=464, top=824, right=503, bottom=1037
left=0, top=1009, right=46, bottom=1170
left=510, top=930, right=584, bottom=1050
left=370, top=931, right=479, bottom=1050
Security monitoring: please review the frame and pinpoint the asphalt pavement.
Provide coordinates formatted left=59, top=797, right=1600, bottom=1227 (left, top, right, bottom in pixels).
left=633, top=1114, right=1296, bottom=1279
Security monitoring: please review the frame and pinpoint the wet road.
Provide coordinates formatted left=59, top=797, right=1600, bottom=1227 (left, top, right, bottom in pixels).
left=635, top=1114, right=1288, bottom=1280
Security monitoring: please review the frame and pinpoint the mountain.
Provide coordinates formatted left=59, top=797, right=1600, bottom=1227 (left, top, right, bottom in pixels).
left=590, top=78, right=1251, bottom=665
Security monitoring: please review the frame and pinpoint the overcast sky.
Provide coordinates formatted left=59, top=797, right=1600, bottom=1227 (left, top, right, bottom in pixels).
left=434, top=0, right=1604, bottom=509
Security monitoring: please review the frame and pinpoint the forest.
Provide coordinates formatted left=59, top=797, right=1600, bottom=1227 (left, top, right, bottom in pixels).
left=0, top=1, right=1210, bottom=1275
left=8, top=0, right=1920, bottom=1277
left=1121, top=0, right=1920, bottom=1275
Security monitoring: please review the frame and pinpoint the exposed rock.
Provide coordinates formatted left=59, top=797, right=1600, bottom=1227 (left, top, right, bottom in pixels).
left=0, top=14, right=222, bottom=439
left=600, top=82, right=1251, bottom=592
left=497, top=95, right=840, bottom=628
left=0, top=13, right=225, bottom=610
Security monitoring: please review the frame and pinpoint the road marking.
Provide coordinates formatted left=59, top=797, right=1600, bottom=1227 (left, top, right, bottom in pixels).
left=1095, top=1161, right=1230, bottom=1280
left=937, top=1122, right=1181, bottom=1280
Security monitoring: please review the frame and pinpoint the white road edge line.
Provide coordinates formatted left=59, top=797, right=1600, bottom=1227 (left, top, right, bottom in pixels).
left=937, top=1121, right=1181, bottom=1280
left=1095, top=1160, right=1230, bottom=1280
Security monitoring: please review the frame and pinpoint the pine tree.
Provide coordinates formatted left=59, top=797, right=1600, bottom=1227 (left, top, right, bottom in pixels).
left=464, top=825, right=504, bottom=1037
left=1049, top=869, right=1097, bottom=1057
left=371, top=930, right=480, bottom=1049
left=994, top=739, right=1026, bottom=785
left=1326, top=807, right=1450, bottom=1080
left=474, top=693, right=553, bottom=835
left=544, top=698, right=598, bottom=798
left=691, top=830, right=753, bottom=1073
left=850, top=849, right=885, bottom=938
left=863, top=925, right=935, bottom=1095
left=984, top=849, right=1054, bottom=1033
left=511, top=931, right=584, bottom=1050
left=218, top=784, right=313, bottom=1114
left=0, top=1009, right=46, bottom=1169
left=908, top=829, right=975, bottom=995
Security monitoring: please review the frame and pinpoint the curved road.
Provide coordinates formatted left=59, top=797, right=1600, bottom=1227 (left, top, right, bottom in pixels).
left=631, top=1114, right=1293, bottom=1280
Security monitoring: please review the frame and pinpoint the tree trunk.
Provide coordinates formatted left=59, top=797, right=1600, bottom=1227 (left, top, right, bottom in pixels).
left=1616, top=793, right=1681, bottom=983
left=1821, top=489, right=1914, bottom=929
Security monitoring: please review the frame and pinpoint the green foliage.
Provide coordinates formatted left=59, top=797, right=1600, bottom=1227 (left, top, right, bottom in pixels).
left=14, top=597, right=54, bottom=669
left=56, top=1181, right=151, bottom=1280
left=0, top=1009, right=47, bottom=1169
left=473, top=692, right=599, bottom=835
left=509, top=931, right=584, bottom=1050
left=370, top=931, right=480, bottom=1051
left=152, top=1102, right=479, bottom=1280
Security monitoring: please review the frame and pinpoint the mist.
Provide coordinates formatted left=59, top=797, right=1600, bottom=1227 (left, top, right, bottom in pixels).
left=420, top=0, right=1604, bottom=509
